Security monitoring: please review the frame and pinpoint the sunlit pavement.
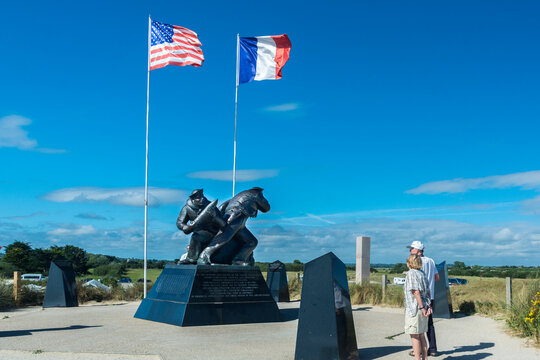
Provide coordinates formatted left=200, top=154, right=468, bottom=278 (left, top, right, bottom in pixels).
left=0, top=302, right=538, bottom=360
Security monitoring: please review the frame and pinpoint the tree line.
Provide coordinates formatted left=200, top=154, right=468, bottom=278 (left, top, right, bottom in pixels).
left=3, top=241, right=535, bottom=280
left=0, top=241, right=309, bottom=277
left=0, top=241, right=172, bottom=278
left=448, top=261, right=539, bottom=279
left=388, top=261, right=540, bottom=279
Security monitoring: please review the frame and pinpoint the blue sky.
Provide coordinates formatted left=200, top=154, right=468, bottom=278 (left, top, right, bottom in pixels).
left=1, top=1, right=540, bottom=266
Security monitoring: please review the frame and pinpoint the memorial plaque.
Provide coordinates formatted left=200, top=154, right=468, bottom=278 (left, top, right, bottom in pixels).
left=134, top=264, right=280, bottom=326
left=295, top=252, right=358, bottom=360
left=266, top=260, right=290, bottom=302
left=43, top=260, right=78, bottom=308
left=433, top=261, right=452, bottom=319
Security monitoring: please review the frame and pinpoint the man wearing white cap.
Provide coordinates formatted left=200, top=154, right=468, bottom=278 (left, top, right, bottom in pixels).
left=407, top=241, right=439, bottom=357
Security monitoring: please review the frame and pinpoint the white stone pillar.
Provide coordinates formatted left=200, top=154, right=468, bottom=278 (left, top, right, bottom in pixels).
left=356, top=236, right=371, bottom=284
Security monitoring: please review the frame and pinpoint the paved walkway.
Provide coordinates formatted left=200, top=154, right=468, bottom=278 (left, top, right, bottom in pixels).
left=0, top=301, right=538, bottom=359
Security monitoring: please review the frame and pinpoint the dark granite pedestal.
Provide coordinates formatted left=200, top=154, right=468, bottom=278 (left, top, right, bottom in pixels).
left=267, top=260, right=290, bottom=302
left=43, top=260, right=78, bottom=308
left=134, top=264, right=281, bottom=326
left=295, top=252, right=358, bottom=360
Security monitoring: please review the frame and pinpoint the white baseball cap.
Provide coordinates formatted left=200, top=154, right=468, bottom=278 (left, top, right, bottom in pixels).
left=406, top=241, right=424, bottom=251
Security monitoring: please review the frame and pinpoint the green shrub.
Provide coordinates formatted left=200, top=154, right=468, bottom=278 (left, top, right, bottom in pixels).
left=76, top=282, right=149, bottom=303
left=506, top=281, right=540, bottom=345
left=99, top=276, right=119, bottom=287
left=20, top=286, right=44, bottom=306
left=0, top=260, right=17, bottom=278
left=92, top=263, right=126, bottom=278
left=0, top=281, right=14, bottom=310
left=76, top=283, right=112, bottom=303
left=111, top=283, right=146, bottom=301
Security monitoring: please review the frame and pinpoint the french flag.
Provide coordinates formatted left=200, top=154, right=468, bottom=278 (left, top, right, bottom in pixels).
left=239, top=34, right=292, bottom=84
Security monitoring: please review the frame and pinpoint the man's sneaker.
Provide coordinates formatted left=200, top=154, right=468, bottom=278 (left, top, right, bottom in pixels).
left=428, top=351, right=439, bottom=357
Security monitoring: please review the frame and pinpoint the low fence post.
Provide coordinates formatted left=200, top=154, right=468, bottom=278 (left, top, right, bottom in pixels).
left=381, top=274, right=387, bottom=299
left=14, top=271, right=22, bottom=306
left=506, top=277, right=512, bottom=310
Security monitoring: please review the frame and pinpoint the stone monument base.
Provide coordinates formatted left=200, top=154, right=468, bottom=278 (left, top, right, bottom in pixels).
left=134, top=264, right=281, bottom=326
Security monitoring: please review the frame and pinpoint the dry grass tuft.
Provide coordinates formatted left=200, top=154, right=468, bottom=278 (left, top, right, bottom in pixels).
left=77, top=282, right=149, bottom=303
left=288, top=277, right=302, bottom=300
left=349, top=283, right=404, bottom=307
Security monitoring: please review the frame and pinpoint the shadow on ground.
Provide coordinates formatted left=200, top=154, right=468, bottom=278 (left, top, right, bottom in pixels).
left=443, top=353, right=492, bottom=360
left=280, top=308, right=299, bottom=321
left=437, top=342, right=495, bottom=358
left=357, top=346, right=410, bottom=359
left=352, top=307, right=372, bottom=312
left=452, top=312, right=473, bottom=319
left=0, top=325, right=102, bottom=338
left=280, top=305, right=372, bottom=321
left=79, top=303, right=130, bottom=307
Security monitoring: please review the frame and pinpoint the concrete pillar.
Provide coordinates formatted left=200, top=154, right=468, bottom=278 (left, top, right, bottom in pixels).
left=14, top=271, right=22, bottom=306
left=355, top=236, right=371, bottom=284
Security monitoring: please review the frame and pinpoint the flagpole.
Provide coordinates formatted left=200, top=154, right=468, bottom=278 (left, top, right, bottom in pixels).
left=233, top=34, right=240, bottom=197
left=143, top=15, right=151, bottom=298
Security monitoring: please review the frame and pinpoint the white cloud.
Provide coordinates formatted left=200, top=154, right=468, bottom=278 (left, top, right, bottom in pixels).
left=1, top=213, right=539, bottom=265
left=269, top=202, right=513, bottom=226
left=406, top=170, right=540, bottom=194
left=263, top=103, right=300, bottom=112
left=521, top=195, right=540, bottom=215
left=187, top=169, right=279, bottom=182
left=48, top=224, right=97, bottom=236
left=253, top=218, right=540, bottom=265
left=0, top=115, right=66, bottom=153
left=0, top=115, right=37, bottom=149
left=42, top=186, right=186, bottom=207
left=305, top=213, right=336, bottom=225
left=493, top=227, right=515, bottom=241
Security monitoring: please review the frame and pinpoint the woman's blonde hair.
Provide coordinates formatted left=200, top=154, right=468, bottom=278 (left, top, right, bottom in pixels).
left=407, top=254, right=422, bottom=270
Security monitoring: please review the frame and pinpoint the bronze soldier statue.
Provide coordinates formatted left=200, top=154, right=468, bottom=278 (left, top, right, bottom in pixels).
left=176, top=189, right=225, bottom=264
left=198, top=187, right=270, bottom=266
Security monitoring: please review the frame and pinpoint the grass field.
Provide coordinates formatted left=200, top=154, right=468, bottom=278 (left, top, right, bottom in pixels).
left=81, top=266, right=539, bottom=318
left=449, top=276, right=536, bottom=315
left=344, top=271, right=538, bottom=316
left=125, top=268, right=163, bottom=283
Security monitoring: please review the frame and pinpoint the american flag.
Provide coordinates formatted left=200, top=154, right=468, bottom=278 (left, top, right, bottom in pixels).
left=149, top=20, right=204, bottom=70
